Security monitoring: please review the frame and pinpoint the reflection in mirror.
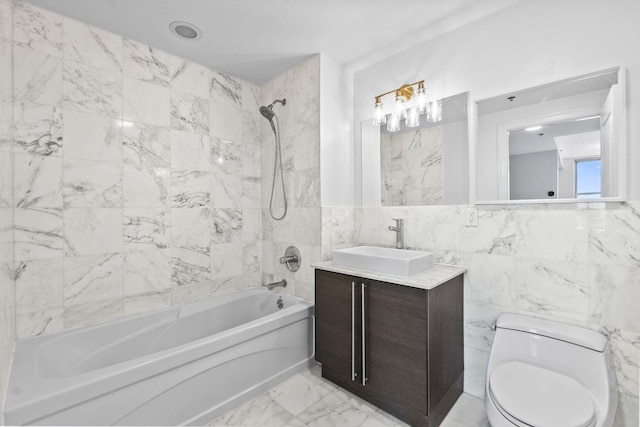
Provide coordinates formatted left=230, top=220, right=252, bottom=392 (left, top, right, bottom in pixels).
left=362, top=92, right=469, bottom=207
left=476, top=67, right=626, bottom=203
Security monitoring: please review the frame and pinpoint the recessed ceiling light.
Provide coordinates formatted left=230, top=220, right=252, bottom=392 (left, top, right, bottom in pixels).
left=169, top=21, right=202, bottom=40
left=525, top=126, right=542, bottom=131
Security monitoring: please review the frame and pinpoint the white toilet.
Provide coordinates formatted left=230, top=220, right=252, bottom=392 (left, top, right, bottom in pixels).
left=485, top=313, right=618, bottom=427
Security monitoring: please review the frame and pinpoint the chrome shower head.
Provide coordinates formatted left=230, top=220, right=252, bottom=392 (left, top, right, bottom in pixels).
left=259, top=99, right=286, bottom=133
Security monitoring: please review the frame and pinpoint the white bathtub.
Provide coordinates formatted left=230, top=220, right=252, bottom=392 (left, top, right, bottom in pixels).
left=3, top=288, right=314, bottom=426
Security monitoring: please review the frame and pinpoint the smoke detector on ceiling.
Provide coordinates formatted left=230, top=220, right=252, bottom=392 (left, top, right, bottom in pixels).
left=169, top=21, right=202, bottom=40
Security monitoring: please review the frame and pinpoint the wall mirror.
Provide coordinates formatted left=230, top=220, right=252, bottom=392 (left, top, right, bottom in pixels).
left=361, top=92, right=470, bottom=206
left=475, top=67, right=627, bottom=204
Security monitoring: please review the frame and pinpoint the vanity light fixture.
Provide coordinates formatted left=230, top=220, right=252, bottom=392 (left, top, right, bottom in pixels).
left=373, top=80, right=439, bottom=130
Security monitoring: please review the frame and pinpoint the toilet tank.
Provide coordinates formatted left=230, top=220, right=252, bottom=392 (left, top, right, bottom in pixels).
left=487, top=314, right=617, bottom=417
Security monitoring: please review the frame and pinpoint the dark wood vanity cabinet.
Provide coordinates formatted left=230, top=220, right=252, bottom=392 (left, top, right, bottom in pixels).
left=315, top=269, right=463, bottom=427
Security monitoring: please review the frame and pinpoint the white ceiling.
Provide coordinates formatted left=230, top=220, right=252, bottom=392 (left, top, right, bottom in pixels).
left=25, top=0, right=520, bottom=84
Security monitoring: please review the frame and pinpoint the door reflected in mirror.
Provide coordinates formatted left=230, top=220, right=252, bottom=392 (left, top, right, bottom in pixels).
left=476, top=67, right=626, bottom=204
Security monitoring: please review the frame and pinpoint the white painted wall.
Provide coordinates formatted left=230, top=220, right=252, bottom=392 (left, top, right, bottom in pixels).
left=320, top=55, right=354, bottom=206
left=353, top=0, right=640, bottom=202
left=509, top=150, right=558, bottom=200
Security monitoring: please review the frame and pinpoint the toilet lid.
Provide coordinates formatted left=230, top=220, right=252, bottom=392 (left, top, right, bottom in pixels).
left=489, top=361, right=596, bottom=427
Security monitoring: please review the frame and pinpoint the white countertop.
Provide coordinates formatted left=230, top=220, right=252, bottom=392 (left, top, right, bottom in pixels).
left=312, top=261, right=466, bottom=291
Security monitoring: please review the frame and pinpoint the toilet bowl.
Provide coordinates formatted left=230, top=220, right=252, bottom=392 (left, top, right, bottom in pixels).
left=485, top=314, right=618, bottom=427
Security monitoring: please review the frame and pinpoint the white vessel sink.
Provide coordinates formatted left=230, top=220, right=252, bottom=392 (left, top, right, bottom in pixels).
left=332, top=246, right=433, bottom=277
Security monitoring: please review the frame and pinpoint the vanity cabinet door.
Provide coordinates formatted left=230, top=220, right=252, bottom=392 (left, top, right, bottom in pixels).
left=363, top=280, right=428, bottom=425
left=314, top=270, right=361, bottom=383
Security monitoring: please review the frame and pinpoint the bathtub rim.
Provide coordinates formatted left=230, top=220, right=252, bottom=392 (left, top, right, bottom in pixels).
left=4, top=287, right=314, bottom=423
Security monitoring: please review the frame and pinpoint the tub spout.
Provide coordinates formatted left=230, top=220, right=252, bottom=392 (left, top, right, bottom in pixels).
left=265, top=279, right=287, bottom=291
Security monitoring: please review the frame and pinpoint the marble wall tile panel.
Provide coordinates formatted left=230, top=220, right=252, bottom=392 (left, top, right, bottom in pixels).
left=122, top=38, right=172, bottom=87
left=170, top=92, right=209, bottom=135
left=210, top=70, right=242, bottom=107
left=13, top=102, right=63, bottom=156
left=63, top=296, right=123, bottom=329
left=13, top=45, right=63, bottom=106
left=0, top=209, right=11, bottom=263
left=123, top=77, right=170, bottom=127
left=414, top=205, right=462, bottom=251
left=171, top=248, right=210, bottom=287
left=0, top=40, right=10, bottom=103
left=462, top=252, right=519, bottom=307
left=243, top=242, right=261, bottom=275
left=241, top=111, right=261, bottom=147
left=15, top=309, right=64, bottom=339
left=614, top=394, right=639, bottom=427
left=605, top=328, right=640, bottom=399
left=211, top=174, right=243, bottom=208
left=0, top=151, right=11, bottom=207
left=13, top=1, right=63, bottom=57
left=210, top=101, right=241, bottom=140
left=63, top=60, right=122, bottom=118
left=14, top=258, right=63, bottom=315
left=123, top=208, right=169, bottom=251
left=464, top=346, right=490, bottom=398
left=589, top=263, right=640, bottom=332
left=64, top=253, right=123, bottom=306
left=124, top=249, right=171, bottom=295
left=461, top=205, right=589, bottom=262
left=13, top=153, right=63, bottom=208
left=170, top=170, right=210, bottom=208
left=63, top=110, right=122, bottom=162
left=63, top=17, right=122, bottom=72
left=63, top=158, right=122, bottom=208
left=210, top=242, right=243, bottom=280
left=293, top=130, right=320, bottom=171
left=123, top=164, right=170, bottom=208
left=63, top=208, right=122, bottom=256
left=171, top=60, right=210, bottom=99
left=171, top=208, right=210, bottom=255
left=353, top=208, right=382, bottom=246
left=242, top=208, right=262, bottom=242
left=241, top=82, right=260, bottom=112
left=293, top=168, right=320, bottom=208
left=0, top=0, right=11, bottom=40
left=171, top=129, right=210, bottom=171
left=211, top=136, right=243, bottom=175
left=124, top=290, right=171, bottom=316
left=242, top=139, right=261, bottom=178
left=14, top=207, right=64, bottom=261
left=170, top=280, right=213, bottom=305
left=211, top=208, right=242, bottom=244
left=463, top=302, right=501, bottom=353
left=123, top=121, right=171, bottom=168
left=242, top=177, right=261, bottom=209
left=589, top=203, right=640, bottom=268
left=210, top=275, right=246, bottom=298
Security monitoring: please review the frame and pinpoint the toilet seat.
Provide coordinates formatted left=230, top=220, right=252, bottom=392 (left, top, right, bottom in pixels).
left=489, top=361, right=597, bottom=427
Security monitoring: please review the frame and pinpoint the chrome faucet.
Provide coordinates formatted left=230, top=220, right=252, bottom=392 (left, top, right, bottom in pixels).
left=388, top=218, right=405, bottom=249
left=265, top=279, right=287, bottom=291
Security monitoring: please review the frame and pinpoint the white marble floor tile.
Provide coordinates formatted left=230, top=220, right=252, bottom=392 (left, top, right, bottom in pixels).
left=210, top=367, right=489, bottom=427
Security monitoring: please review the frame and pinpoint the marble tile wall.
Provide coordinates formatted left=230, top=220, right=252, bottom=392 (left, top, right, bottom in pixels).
left=6, top=1, right=263, bottom=338
left=380, top=127, right=444, bottom=206
left=346, top=202, right=640, bottom=426
left=260, top=56, right=322, bottom=303
left=0, top=0, right=14, bottom=417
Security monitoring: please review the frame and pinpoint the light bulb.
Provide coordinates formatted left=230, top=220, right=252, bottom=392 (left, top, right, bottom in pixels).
left=387, top=111, right=400, bottom=132
left=416, top=83, right=427, bottom=114
left=427, top=100, right=442, bottom=122
left=405, top=107, right=420, bottom=128
left=373, top=100, right=386, bottom=125
left=394, top=91, right=406, bottom=120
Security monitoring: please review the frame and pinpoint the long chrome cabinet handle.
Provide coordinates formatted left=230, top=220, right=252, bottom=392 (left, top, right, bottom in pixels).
left=361, top=283, right=367, bottom=386
left=351, top=281, right=356, bottom=381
